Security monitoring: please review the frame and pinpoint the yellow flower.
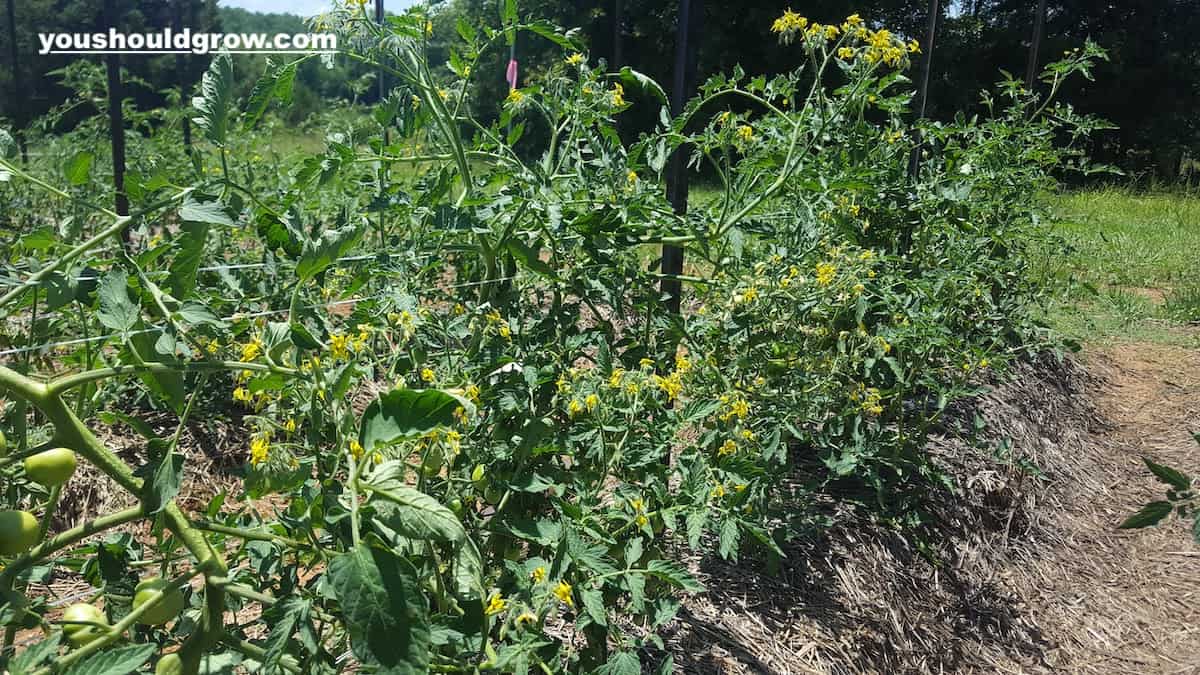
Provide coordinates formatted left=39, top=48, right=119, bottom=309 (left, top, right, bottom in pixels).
left=718, top=439, right=737, bottom=456
left=635, top=514, right=649, bottom=527
left=771, top=9, right=808, bottom=40
left=426, top=20, right=433, bottom=36
left=584, top=393, right=599, bottom=411
left=465, top=383, right=481, bottom=403
left=610, top=83, right=625, bottom=107
left=565, top=52, right=584, bottom=66
left=815, top=262, right=837, bottom=286
left=741, top=429, right=755, bottom=441
left=284, top=418, right=297, bottom=434
left=653, top=372, right=683, bottom=402
left=233, top=387, right=252, bottom=403
left=531, top=566, right=547, bottom=583
left=349, top=439, right=365, bottom=460
left=421, top=368, right=436, bottom=383
left=629, top=498, right=645, bottom=512
left=567, top=399, right=584, bottom=416
left=553, top=581, right=573, bottom=607
left=453, top=406, right=469, bottom=426
left=711, top=483, right=726, bottom=498
left=853, top=283, right=866, bottom=295
left=249, top=434, right=270, bottom=466
left=515, top=611, right=538, bottom=628
left=908, top=39, right=921, bottom=53
left=241, top=337, right=263, bottom=362
left=608, top=369, right=625, bottom=388
left=675, top=353, right=692, bottom=373
left=736, top=125, right=753, bottom=143
left=556, top=375, right=572, bottom=394
left=843, top=13, right=863, bottom=28
left=205, top=339, right=220, bottom=355
left=838, top=46, right=855, bottom=60
left=979, top=358, right=990, bottom=368
left=506, top=89, right=524, bottom=105
left=329, top=333, right=350, bottom=360
left=639, top=358, right=654, bottom=369
left=626, top=170, right=638, bottom=186
left=485, top=593, right=508, bottom=615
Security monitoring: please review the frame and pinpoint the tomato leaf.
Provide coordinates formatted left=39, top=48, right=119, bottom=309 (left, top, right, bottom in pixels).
left=191, top=51, right=234, bottom=147
left=1118, top=501, right=1173, bottom=529
left=328, top=545, right=430, bottom=672
left=1143, top=457, right=1191, bottom=491
left=359, top=388, right=472, bottom=451
left=62, top=643, right=156, bottom=675
left=365, top=478, right=466, bottom=543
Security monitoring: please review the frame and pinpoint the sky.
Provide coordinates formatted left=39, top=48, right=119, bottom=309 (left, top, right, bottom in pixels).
left=219, top=0, right=422, bottom=18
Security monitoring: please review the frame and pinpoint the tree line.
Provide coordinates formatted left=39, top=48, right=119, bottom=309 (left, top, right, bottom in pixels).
left=2, top=0, right=1196, bottom=179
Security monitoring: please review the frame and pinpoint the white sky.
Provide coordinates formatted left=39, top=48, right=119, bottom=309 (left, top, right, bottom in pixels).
left=219, top=0, right=422, bottom=18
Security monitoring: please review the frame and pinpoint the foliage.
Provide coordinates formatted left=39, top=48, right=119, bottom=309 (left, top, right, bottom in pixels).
left=1121, top=438, right=1200, bottom=542
left=0, top=4, right=1107, bottom=673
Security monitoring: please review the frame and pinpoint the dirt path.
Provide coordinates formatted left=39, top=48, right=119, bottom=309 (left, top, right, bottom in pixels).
left=1040, top=340, right=1200, bottom=674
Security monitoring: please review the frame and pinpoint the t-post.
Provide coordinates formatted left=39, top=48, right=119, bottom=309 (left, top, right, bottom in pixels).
left=907, top=0, right=939, bottom=179
left=661, top=0, right=702, bottom=315
left=103, top=0, right=130, bottom=248
left=1025, top=0, right=1048, bottom=89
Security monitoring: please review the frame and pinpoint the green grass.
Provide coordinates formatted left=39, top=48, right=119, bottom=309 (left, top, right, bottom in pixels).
left=1043, top=187, right=1200, bottom=346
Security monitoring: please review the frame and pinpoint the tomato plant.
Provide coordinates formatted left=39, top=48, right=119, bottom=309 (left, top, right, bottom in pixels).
left=0, top=5, right=1108, bottom=673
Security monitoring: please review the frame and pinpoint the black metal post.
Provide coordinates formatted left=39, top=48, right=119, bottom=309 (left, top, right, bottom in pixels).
left=5, top=0, right=27, bottom=163
left=173, top=0, right=191, bottom=148
left=1025, top=0, right=1048, bottom=88
left=907, top=0, right=939, bottom=178
left=661, top=0, right=702, bottom=315
left=103, top=0, right=130, bottom=245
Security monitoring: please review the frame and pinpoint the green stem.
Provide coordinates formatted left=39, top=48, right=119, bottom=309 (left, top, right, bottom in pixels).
left=191, top=519, right=309, bottom=550
left=46, top=360, right=288, bottom=397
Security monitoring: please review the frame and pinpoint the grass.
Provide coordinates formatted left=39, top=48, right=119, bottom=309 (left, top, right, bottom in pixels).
left=1042, top=187, right=1200, bottom=346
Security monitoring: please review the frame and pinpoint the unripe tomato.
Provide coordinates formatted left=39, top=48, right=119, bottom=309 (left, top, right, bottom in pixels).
left=133, top=577, right=186, bottom=625
left=0, top=429, right=8, bottom=457
left=155, top=653, right=185, bottom=675
left=421, top=453, right=443, bottom=478
left=449, top=498, right=464, bottom=516
left=23, top=447, right=77, bottom=487
left=0, top=510, right=40, bottom=555
left=61, top=603, right=108, bottom=646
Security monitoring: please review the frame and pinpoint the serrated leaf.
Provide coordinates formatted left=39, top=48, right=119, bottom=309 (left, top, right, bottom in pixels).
left=359, top=388, right=472, bottom=451
left=180, top=196, right=234, bottom=227
left=645, top=559, right=703, bottom=593
left=296, top=223, right=365, bottom=281
left=142, top=450, right=184, bottom=515
left=594, top=652, right=640, bottom=675
left=168, top=221, right=209, bottom=298
left=366, top=480, right=466, bottom=543
left=97, top=269, right=138, bottom=331
left=328, top=545, right=430, bottom=672
left=63, top=151, right=94, bottom=185
left=192, top=52, right=235, bottom=146
left=1118, top=501, right=1173, bottom=529
left=63, top=643, right=156, bottom=675
left=618, top=67, right=668, bottom=104
left=718, top=517, right=740, bottom=560
left=1144, top=457, right=1191, bottom=491
left=580, top=588, right=607, bottom=626
left=244, top=59, right=298, bottom=131
left=262, top=597, right=306, bottom=670
left=7, top=634, right=61, bottom=674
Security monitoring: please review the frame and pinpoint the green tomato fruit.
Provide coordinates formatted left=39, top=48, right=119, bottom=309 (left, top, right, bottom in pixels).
left=133, top=577, right=186, bottom=625
left=421, top=453, right=444, bottom=478
left=0, top=429, right=8, bottom=457
left=61, top=603, right=108, bottom=646
left=471, top=463, right=487, bottom=487
left=449, top=498, right=464, bottom=516
left=23, top=447, right=77, bottom=487
left=0, top=510, right=40, bottom=555
left=155, top=653, right=185, bottom=675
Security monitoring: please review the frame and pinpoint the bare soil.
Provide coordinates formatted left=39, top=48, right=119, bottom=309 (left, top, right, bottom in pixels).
left=666, top=337, right=1200, bottom=674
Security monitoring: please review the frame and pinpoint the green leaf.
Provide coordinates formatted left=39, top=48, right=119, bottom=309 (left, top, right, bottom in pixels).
left=63, top=644, right=156, bottom=675
left=580, top=588, right=607, bottom=626
left=1118, top=501, right=1173, bottom=529
left=168, top=221, right=209, bottom=298
left=505, top=239, right=556, bottom=279
left=244, top=59, right=299, bottom=131
left=63, top=151, right=94, bottom=185
left=524, top=20, right=582, bottom=50
left=594, top=652, right=640, bottom=675
left=96, top=269, right=139, bottom=331
left=328, top=545, right=430, bottom=672
left=180, top=196, right=234, bottom=227
left=192, top=51, right=235, bottom=146
left=452, top=536, right=484, bottom=600
left=359, top=388, right=472, bottom=451
left=296, top=223, right=365, bottom=281
left=618, top=67, right=668, bottom=104
left=6, top=634, right=60, bottom=675
left=262, top=597, right=306, bottom=670
left=645, top=559, right=703, bottom=593
left=366, top=479, right=466, bottom=543
left=142, top=450, right=184, bottom=515
left=0, top=128, right=15, bottom=159
left=1144, top=457, right=1191, bottom=491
